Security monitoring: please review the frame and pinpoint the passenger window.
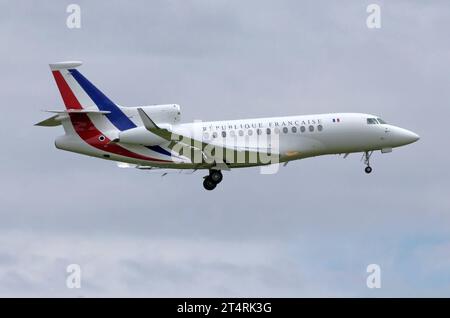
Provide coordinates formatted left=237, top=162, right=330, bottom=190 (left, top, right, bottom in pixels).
left=238, top=130, right=244, bottom=136
left=318, top=125, right=323, bottom=132
left=300, top=126, right=306, bottom=133
left=248, top=129, right=253, bottom=136
left=283, top=127, right=289, bottom=134
left=221, top=131, right=226, bottom=138
left=309, top=125, right=314, bottom=132
left=212, top=132, right=218, bottom=138
left=266, top=128, right=271, bottom=135
left=274, top=127, right=280, bottom=134
left=291, top=127, right=297, bottom=133
left=230, top=130, right=236, bottom=137
left=257, top=129, right=262, bottom=135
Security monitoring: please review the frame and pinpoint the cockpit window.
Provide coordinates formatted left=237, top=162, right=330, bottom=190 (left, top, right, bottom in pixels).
left=367, top=117, right=388, bottom=124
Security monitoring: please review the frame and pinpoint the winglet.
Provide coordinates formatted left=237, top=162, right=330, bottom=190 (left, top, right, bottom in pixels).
left=137, top=108, right=158, bottom=130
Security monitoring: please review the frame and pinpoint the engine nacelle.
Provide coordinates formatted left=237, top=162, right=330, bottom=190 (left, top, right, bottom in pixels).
left=117, top=125, right=172, bottom=146
left=122, top=104, right=181, bottom=124
left=116, top=104, right=180, bottom=146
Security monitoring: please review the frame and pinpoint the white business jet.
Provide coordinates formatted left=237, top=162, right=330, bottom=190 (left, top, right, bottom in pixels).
left=36, top=61, right=419, bottom=190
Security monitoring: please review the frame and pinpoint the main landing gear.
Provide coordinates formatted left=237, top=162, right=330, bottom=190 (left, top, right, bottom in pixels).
left=203, top=170, right=223, bottom=191
left=363, top=151, right=373, bottom=174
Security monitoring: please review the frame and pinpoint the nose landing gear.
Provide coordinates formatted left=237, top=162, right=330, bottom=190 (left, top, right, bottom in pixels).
left=203, top=170, right=223, bottom=190
left=363, top=151, right=373, bottom=174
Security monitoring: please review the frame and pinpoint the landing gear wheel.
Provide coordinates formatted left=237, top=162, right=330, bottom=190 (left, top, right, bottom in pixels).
left=209, top=170, right=223, bottom=184
left=203, top=176, right=217, bottom=191
left=362, top=151, right=373, bottom=174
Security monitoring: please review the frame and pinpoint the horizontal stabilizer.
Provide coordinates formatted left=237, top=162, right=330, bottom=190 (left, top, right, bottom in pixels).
left=34, top=115, right=61, bottom=127
left=35, top=108, right=110, bottom=127
left=44, top=109, right=111, bottom=114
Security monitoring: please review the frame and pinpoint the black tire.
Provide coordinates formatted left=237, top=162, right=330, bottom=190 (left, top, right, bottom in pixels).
left=209, top=170, right=223, bottom=184
left=365, top=166, right=372, bottom=174
left=203, top=176, right=217, bottom=190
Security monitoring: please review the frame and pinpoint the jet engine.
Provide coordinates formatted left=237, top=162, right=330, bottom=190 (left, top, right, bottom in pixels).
left=115, top=104, right=180, bottom=146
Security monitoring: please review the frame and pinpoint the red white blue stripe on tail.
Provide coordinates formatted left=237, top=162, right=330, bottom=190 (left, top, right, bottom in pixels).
left=50, top=62, right=173, bottom=162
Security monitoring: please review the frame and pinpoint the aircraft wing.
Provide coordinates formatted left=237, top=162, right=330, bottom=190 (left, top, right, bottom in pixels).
left=116, top=161, right=197, bottom=175
left=137, top=108, right=261, bottom=166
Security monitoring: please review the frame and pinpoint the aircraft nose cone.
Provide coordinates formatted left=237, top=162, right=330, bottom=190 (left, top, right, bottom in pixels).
left=409, top=131, right=420, bottom=143
left=396, top=128, right=420, bottom=145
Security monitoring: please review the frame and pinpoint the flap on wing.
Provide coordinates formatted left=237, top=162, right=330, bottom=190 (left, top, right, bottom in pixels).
left=116, top=162, right=138, bottom=168
left=115, top=161, right=196, bottom=174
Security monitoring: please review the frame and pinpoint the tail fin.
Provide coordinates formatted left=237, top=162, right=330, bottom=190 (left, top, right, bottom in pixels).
left=50, top=61, right=90, bottom=110
left=49, top=61, right=137, bottom=131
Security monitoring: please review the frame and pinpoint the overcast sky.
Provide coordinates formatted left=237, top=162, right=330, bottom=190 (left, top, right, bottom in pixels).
left=0, top=0, right=449, bottom=297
